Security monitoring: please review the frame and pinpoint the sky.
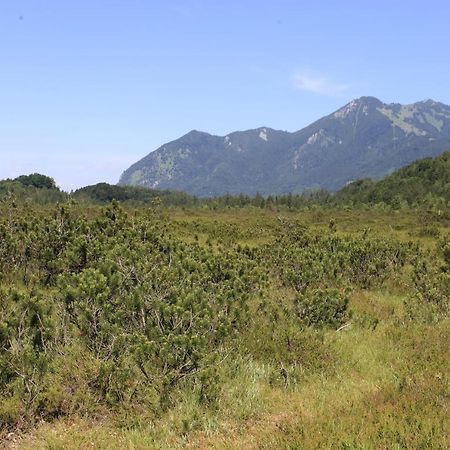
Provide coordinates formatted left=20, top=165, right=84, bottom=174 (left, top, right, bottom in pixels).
left=1, top=0, right=450, bottom=191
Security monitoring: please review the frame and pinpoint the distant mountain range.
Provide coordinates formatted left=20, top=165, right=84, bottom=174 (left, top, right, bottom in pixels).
left=119, top=97, right=450, bottom=196
left=3, top=152, right=449, bottom=208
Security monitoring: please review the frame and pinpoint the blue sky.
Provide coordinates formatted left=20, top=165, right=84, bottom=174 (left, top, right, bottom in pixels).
left=1, top=0, right=450, bottom=190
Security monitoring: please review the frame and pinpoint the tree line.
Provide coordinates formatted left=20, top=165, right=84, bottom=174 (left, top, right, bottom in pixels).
left=2, top=151, right=450, bottom=209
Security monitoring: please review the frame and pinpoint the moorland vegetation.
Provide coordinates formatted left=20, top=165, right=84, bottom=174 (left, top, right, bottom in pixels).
left=0, top=154, right=449, bottom=448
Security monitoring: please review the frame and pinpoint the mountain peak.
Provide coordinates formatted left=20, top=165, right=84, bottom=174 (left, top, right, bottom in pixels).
left=417, top=98, right=442, bottom=107
left=183, top=129, right=210, bottom=138
left=355, top=96, right=383, bottom=105
left=332, top=96, right=383, bottom=119
left=119, top=97, right=450, bottom=196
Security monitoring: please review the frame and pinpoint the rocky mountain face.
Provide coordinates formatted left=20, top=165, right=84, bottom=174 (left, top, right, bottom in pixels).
left=119, top=97, right=450, bottom=196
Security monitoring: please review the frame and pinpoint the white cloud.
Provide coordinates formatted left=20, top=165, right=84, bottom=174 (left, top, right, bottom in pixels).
left=293, top=71, right=351, bottom=97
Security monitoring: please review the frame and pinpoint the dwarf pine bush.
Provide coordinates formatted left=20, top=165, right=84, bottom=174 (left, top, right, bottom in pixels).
left=0, top=201, right=263, bottom=425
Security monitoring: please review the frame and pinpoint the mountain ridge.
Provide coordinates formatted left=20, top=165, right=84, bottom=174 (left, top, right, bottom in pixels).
left=119, top=97, right=450, bottom=196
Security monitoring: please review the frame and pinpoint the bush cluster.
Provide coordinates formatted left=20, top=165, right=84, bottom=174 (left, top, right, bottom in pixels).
left=0, top=201, right=262, bottom=427
left=261, top=218, right=405, bottom=328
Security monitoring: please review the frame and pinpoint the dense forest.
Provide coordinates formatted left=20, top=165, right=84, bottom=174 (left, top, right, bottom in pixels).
left=0, top=154, right=449, bottom=448
left=72, top=183, right=194, bottom=207
left=0, top=174, right=67, bottom=205
left=334, top=151, right=450, bottom=208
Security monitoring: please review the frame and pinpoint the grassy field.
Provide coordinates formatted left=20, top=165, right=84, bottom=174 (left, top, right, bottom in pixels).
left=2, top=205, right=449, bottom=449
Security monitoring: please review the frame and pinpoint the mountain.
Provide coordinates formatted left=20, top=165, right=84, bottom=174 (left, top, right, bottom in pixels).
left=119, top=97, right=450, bottom=196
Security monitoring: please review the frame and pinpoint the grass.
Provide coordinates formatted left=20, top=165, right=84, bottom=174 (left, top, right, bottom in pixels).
left=3, top=207, right=450, bottom=449
left=11, top=288, right=450, bottom=449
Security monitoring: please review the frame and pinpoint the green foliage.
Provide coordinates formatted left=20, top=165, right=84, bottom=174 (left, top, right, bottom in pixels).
left=3, top=151, right=449, bottom=212
left=0, top=173, right=66, bottom=205
left=266, top=218, right=405, bottom=292
left=0, top=198, right=449, bottom=448
left=14, top=174, right=57, bottom=190
left=0, top=287, right=56, bottom=427
left=0, top=201, right=263, bottom=427
left=295, top=288, right=349, bottom=328
left=407, top=236, right=450, bottom=319
left=72, top=182, right=196, bottom=207
left=336, top=151, right=450, bottom=208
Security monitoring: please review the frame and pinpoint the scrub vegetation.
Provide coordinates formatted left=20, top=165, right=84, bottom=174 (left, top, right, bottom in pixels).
left=0, top=156, right=449, bottom=448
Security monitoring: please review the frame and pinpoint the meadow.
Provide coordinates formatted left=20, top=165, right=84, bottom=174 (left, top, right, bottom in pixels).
left=0, top=199, right=449, bottom=449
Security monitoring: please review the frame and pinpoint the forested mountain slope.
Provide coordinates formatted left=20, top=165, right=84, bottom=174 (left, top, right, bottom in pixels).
left=120, top=97, right=450, bottom=196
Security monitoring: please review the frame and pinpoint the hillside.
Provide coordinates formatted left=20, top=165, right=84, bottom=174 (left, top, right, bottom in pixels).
left=4, top=150, right=450, bottom=210
left=119, top=97, right=450, bottom=196
left=72, top=182, right=194, bottom=206
left=0, top=174, right=67, bottom=204
left=335, top=151, right=450, bottom=207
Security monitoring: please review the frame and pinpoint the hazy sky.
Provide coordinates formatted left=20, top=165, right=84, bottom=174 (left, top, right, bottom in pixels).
left=2, top=0, right=450, bottom=190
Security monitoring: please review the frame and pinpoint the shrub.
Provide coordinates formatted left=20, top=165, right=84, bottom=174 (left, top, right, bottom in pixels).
left=294, top=288, right=349, bottom=329
left=407, top=240, right=450, bottom=320
left=266, top=218, right=405, bottom=292
left=0, top=201, right=264, bottom=427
